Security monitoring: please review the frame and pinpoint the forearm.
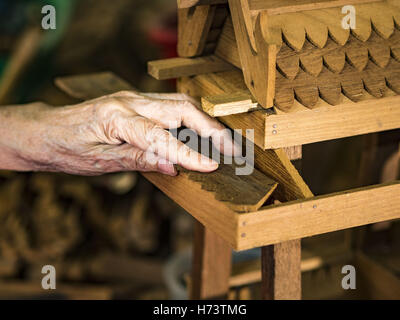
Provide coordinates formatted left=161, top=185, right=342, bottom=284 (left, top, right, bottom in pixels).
left=0, top=103, right=47, bottom=171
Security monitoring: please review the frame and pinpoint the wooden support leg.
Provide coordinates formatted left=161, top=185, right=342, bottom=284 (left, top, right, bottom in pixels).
left=191, top=220, right=232, bottom=299
left=261, top=240, right=301, bottom=300
left=261, top=146, right=303, bottom=300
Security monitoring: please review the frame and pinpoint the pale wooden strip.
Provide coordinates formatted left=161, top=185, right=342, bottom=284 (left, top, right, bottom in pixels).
left=148, top=55, right=235, bottom=80
left=201, top=92, right=258, bottom=116
left=237, top=181, right=400, bottom=250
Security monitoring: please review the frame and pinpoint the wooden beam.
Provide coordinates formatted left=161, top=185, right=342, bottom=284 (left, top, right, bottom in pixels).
left=191, top=222, right=232, bottom=299
left=178, top=5, right=216, bottom=57
left=148, top=56, right=235, bottom=80
left=261, top=240, right=301, bottom=299
left=248, top=0, right=382, bottom=15
left=228, top=0, right=277, bottom=108
left=237, top=180, right=400, bottom=250
left=264, top=95, right=400, bottom=149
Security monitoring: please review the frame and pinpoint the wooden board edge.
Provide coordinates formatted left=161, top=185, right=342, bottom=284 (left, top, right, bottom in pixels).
left=235, top=180, right=400, bottom=250
left=264, top=95, right=400, bottom=149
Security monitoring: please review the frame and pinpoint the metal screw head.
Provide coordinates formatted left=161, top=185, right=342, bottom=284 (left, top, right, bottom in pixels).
left=272, top=130, right=277, bottom=135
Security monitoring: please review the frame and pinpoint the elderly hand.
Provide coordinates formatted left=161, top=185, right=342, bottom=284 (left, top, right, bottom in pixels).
left=0, top=91, right=238, bottom=176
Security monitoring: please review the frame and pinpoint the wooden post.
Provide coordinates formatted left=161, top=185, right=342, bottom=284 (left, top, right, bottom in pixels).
left=261, top=146, right=302, bottom=300
left=191, top=220, right=232, bottom=299
left=261, top=240, right=301, bottom=299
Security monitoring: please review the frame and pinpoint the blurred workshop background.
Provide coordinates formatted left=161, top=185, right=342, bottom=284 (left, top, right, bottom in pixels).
left=0, top=0, right=398, bottom=299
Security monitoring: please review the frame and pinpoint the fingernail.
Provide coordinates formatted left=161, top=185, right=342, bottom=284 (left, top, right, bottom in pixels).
left=200, top=155, right=219, bottom=170
left=158, top=162, right=177, bottom=176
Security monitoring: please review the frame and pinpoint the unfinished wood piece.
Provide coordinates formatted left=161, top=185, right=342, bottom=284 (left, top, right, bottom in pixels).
left=261, top=240, right=301, bottom=299
left=178, top=164, right=278, bottom=212
left=228, top=0, right=277, bottom=108
left=178, top=5, right=216, bottom=57
left=148, top=55, right=235, bottom=80
left=191, top=222, right=232, bottom=299
left=201, top=92, right=258, bottom=116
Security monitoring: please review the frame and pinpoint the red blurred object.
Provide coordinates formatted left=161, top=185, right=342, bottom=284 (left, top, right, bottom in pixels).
left=147, top=13, right=178, bottom=59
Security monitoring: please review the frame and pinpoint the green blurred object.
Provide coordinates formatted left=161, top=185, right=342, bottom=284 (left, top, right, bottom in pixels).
left=0, top=0, right=77, bottom=103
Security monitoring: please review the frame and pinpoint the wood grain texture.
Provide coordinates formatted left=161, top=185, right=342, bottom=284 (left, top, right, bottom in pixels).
left=178, top=5, right=216, bottom=57
left=201, top=92, right=258, bottom=116
left=265, top=93, right=400, bottom=148
left=237, top=180, right=400, bottom=250
left=191, top=222, right=232, bottom=299
left=148, top=55, right=235, bottom=80
left=178, top=164, right=278, bottom=212
left=261, top=240, right=301, bottom=299
left=228, top=0, right=277, bottom=108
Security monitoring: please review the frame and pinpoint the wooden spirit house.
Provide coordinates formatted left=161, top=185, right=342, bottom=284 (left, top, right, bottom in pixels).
left=56, top=0, right=400, bottom=299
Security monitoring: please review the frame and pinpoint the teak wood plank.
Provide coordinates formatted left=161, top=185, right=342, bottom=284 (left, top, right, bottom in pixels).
left=261, top=240, right=301, bottom=299
left=147, top=55, right=235, bottom=80
left=55, top=72, right=278, bottom=213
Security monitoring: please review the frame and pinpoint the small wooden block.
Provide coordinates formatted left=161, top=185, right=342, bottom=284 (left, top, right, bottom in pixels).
left=148, top=55, right=235, bottom=80
left=201, top=92, right=258, bottom=116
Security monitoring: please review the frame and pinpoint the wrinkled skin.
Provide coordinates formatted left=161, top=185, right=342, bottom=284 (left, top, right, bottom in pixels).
left=0, top=91, right=238, bottom=176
